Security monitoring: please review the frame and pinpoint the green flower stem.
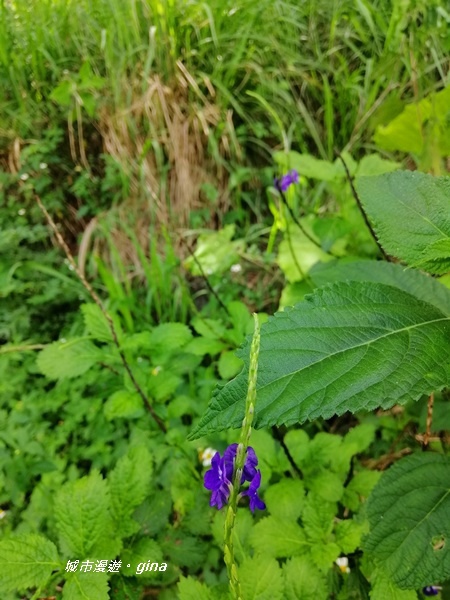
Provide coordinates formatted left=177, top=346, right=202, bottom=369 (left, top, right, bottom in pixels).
left=224, top=313, right=261, bottom=600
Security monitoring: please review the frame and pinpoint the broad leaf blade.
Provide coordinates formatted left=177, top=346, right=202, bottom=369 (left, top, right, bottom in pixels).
left=365, top=453, right=450, bottom=589
left=189, top=282, right=450, bottom=439
left=356, top=171, right=450, bottom=274
left=0, top=534, right=59, bottom=594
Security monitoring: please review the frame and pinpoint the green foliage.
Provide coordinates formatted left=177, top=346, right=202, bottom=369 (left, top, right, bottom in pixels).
left=357, top=171, right=450, bottom=274
left=365, top=453, right=450, bottom=589
left=0, top=534, right=59, bottom=594
left=190, top=277, right=450, bottom=437
left=54, top=470, right=115, bottom=558
left=37, top=339, right=103, bottom=380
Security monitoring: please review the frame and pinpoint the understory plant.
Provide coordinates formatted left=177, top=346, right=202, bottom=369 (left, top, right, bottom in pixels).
left=190, top=169, right=450, bottom=599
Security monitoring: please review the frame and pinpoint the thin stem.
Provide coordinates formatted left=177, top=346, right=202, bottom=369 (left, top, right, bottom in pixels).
left=179, top=235, right=231, bottom=316
left=336, top=152, right=390, bottom=261
left=34, top=194, right=167, bottom=434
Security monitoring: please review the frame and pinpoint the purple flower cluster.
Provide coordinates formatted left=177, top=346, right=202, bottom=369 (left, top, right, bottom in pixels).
left=204, top=444, right=266, bottom=512
left=274, top=169, right=299, bottom=192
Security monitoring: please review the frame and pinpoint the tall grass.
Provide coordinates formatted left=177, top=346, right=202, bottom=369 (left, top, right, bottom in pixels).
left=0, top=0, right=448, bottom=303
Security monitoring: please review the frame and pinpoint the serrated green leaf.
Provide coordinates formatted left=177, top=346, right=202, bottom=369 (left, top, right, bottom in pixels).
left=62, top=571, right=109, bottom=600
left=108, top=446, right=153, bottom=538
left=369, top=569, right=418, bottom=600
left=178, top=576, right=212, bottom=600
left=302, top=494, right=336, bottom=541
left=335, top=519, right=369, bottom=554
left=249, top=517, right=308, bottom=558
left=81, top=303, right=116, bottom=343
left=265, top=479, right=305, bottom=521
left=310, top=541, right=341, bottom=571
left=37, top=339, right=102, bottom=379
left=365, top=453, right=450, bottom=588
left=283, top=556, right=328, bottom=600
left=190, top=282, right=450, bottom=439
left=55, top=471, right=113, bottom=558
left=0, top=534, right=59, bottom=594
left=240, top=556, right=284, bottom=600
left=104, top=389, right=144, bottom=420
left=356, top=171, right=450, bottom=274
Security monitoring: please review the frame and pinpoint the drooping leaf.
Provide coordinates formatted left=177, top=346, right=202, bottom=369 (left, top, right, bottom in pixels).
left=356, top=171, right=450, bottom=274
left=37, top=338, right=102, bottom=379
left=240, top=556, right=284, bottom=600
left=189, top=282, right=450, bottom=439
left=0, top=534, right=59, bottom=594
left=365, top=453, right=450, bottom=588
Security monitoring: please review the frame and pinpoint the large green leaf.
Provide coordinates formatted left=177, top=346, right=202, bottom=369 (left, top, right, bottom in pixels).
left=189, top=282, right=450, bottom=439
left=54, top=471, right=114, bottom=558
left=365, top=453, right=450, bottom=589
left=0, top=534, right=60, bottom=594
left=37, top=338, right=102, bottom=379
left=356, top=171, right=450, bottom=274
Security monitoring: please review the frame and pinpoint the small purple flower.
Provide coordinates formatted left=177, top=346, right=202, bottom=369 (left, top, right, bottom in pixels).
left=203, top=444, right=265, bottom=511
left=241, top=471, right=266, bottom=512
left=204, top=452, right=230, bottom=509
left=274, top=169, right=299, bottom=192
left=423, top=586, right=440, bottom=596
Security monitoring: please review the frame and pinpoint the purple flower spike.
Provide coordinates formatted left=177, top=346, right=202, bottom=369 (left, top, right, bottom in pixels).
left=423, top=586, right=440, bottom=597
left=242, top=471, right=266, bottom=512
left=274, top=169, right=299, bottom=192
left=203, top=444, right=265, bottom=511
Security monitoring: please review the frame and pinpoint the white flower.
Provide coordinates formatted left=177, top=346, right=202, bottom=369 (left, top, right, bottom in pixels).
left=151, top=366, right=162, bottom=375
left=199, top=447, right=217, bottom=467
left=0, top=510, right=7, bottom=520
left=335, top=556, right=350, bottom=573
left=18, top=209, right=26, bottom=216
left=39, top=162, right=48, bottom=170
left=20, top=173, right=29, bottom=181
left=230, top=263, right=242, bottom=274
